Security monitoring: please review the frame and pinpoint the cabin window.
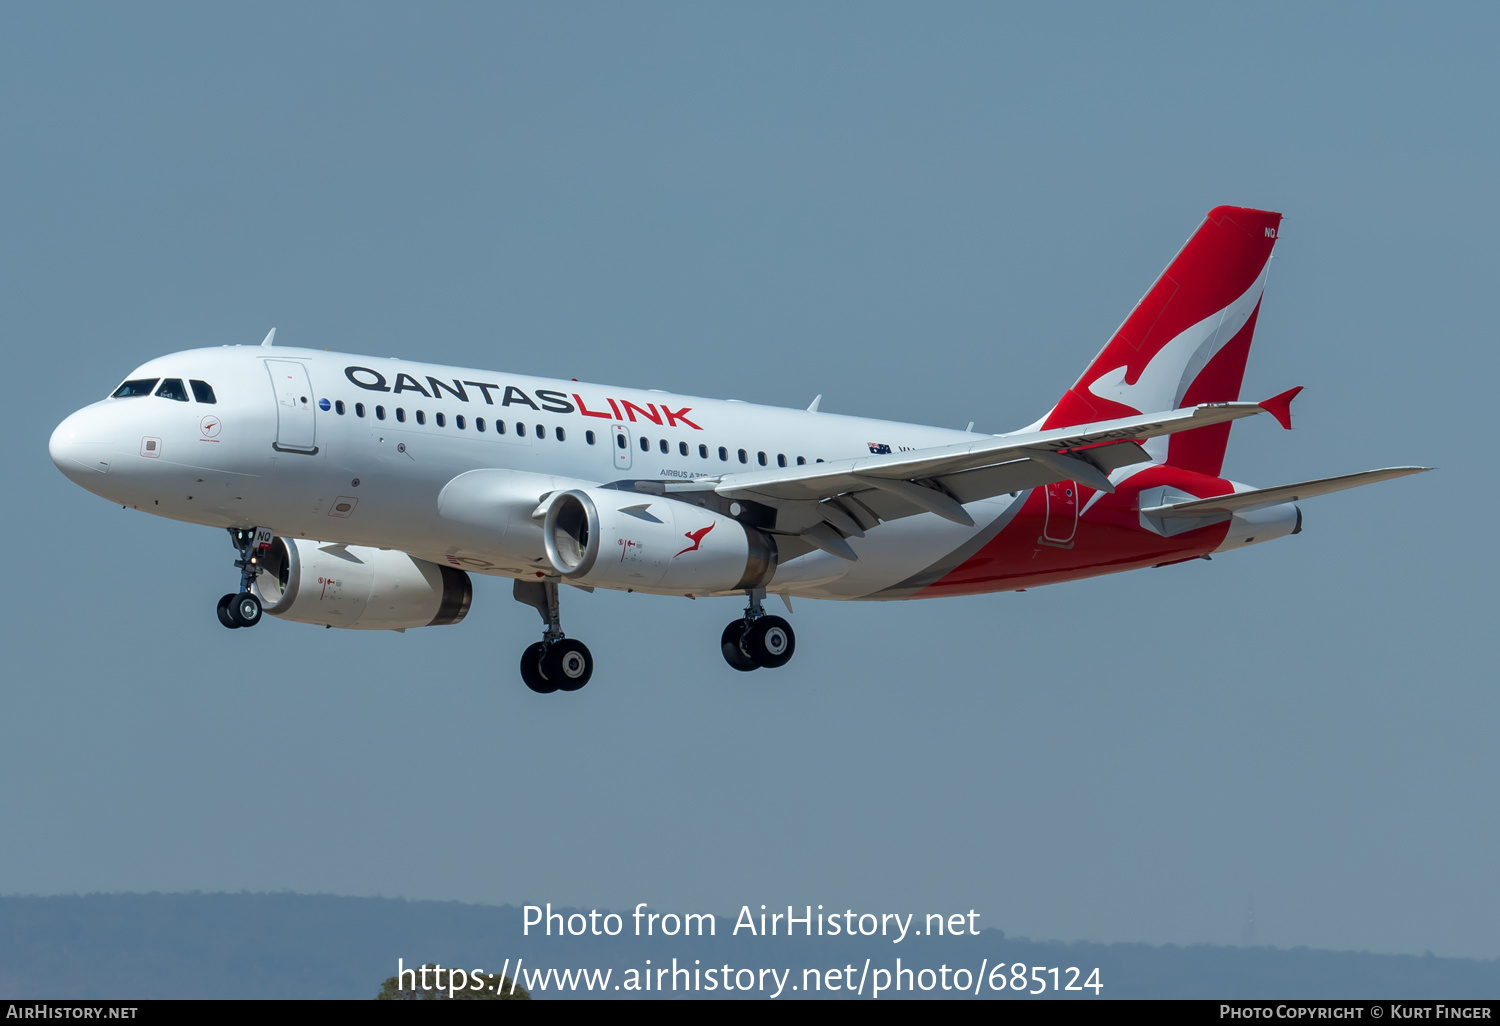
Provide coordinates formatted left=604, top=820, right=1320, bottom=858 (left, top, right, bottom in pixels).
left=639, top=436, right=649, bottom=451
left=397, top=408, right=407, bottom=423
left=475, top=417, right=485, bottom=432
left=738, top=449, right=748, bottom=464
left=586, top=430, right=596, bottom=445
left=435, top=412, right=446, bottom=427
left=678, top=441, right=688, bottom=456
left=376, top=406, right=386, bottom=420
left=796, top=456, right=806, bottom=465
left=616, top=433, right=626, bottom=449
left=777, top=454, right=787, bottom=468
left=334, top=400, right=345, bottom=415
left=556, top=427, right=566, bottom=441
left=536, top=424, right=546, bottom=439
left=155, top=378, right=189, bottom=402
left=189, top=380, right=217, bottom=404
left=699, top=444, right=708, bottom=458
left=659, top=438, right=669, bottom=454
left=112, top=378, right=158, bottom=398
left=496, top=420, right=506, bottom=435
left=757, top=451, right=767, bottom=466
left=718, top=446, right=728, bottom=461
left=355, top=403, right=366, bottom=418
left=455, top=415, right=464, bottom=429
left=517, top=422, right=527, bottom=437
left=416, top=410, right=427, bottom=425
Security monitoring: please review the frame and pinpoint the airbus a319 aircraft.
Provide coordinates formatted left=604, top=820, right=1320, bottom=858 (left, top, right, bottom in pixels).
left=50, top=206, right=1424, bottom=693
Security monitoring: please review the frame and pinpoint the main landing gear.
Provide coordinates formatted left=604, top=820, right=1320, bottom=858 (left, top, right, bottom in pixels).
left=721, top=588, right=796, bottom=672
left=217, top=527, right=269, bottom=629
left=513, top=579, right=595, bottom=694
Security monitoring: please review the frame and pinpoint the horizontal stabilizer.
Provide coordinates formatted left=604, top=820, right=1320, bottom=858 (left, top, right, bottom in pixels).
left=1141, top=466, right=1429, bottom=520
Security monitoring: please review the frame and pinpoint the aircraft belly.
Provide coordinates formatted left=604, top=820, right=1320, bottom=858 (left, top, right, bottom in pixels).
left=781, top=495, right=1020, bottom=600
left=906, top=482, right=1231, bottom=598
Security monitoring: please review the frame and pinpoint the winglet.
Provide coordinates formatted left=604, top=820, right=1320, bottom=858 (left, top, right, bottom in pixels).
left=807, top=394, right=822, bottom=413
left=1259, top=386, right=1303, bottom=430
left=260, top=328, right=277, bottom=348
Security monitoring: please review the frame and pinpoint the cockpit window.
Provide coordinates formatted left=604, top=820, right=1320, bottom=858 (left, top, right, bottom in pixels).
left=189, top=380, right=217, bottom=404
left=155, top=378, right=189, bottom=402
left=111, top=378, right=159, bottom=398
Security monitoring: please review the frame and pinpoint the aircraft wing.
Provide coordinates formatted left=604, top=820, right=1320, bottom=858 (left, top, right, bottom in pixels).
left=694, top=402, right=1271, bottom=560
left=1140, top=467, right=1430, bottom=520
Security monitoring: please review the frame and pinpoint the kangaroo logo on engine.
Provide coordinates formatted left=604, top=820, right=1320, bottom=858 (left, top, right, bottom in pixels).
left=675, top=523, right=715, bottom=558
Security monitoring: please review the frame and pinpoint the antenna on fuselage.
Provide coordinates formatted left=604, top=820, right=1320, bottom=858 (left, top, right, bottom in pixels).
left=807, top=394, right=822, bottom=413
left=260, top=328, right=277, bottom=348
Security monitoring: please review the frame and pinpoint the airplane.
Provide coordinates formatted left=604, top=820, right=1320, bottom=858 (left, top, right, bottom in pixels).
left=49, top=205, right=1426, bottom=694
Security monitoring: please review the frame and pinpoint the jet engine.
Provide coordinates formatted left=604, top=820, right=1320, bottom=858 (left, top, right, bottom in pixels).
left=253, top=537, right=471, bottom=630
left=541, top=488, right=776, bottom=594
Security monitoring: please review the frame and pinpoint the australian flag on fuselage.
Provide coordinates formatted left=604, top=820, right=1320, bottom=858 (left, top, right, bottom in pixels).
left=867, top=442, right=892, bottom=454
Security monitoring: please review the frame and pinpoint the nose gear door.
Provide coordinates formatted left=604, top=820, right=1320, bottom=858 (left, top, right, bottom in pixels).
left=266, top=360, right=318, bottom=454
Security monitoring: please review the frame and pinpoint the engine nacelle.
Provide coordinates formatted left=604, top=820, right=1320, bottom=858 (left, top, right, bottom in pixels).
left=435, top=468, right=584, bottom=570
left=541, top=488, right=776, bottom=594
left=253, top=538, right=472, bottom=630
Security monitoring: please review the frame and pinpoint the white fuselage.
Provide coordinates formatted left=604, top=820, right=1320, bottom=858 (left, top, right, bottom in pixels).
left=49, top=345, right=1020, bottom=601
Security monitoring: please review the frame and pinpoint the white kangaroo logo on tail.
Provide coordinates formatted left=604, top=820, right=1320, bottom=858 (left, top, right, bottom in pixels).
left=1087, top=261, right=1271, bottom=415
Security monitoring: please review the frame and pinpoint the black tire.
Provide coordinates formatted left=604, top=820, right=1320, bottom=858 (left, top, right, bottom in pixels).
left=520, top=642, right=556, bottom=693
left=217, top=594, right=241, bottom=629
left=720, top=620, right=758, bottom=672
left=746, top=615, right=795, bottom=668
left=231, top=592, right=262, bottom=628
left=543, top=639, right=594, bottom=692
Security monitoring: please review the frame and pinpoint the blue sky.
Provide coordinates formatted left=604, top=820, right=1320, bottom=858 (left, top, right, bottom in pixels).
left=2, top=3, right=1495, bottom=959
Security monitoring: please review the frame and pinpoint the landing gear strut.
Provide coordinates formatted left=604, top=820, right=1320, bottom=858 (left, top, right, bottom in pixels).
left=514, top=579, right=594, bottom=693
left=217, top=527, right=271, bottom=629
left=721, top=588, right=795, bottom=671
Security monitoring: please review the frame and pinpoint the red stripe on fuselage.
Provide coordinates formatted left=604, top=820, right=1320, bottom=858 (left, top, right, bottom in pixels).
left=916, top=465, right=1234, bottom=597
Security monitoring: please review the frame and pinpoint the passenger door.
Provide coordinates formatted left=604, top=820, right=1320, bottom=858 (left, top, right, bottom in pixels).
left=265, top=360, right=318, bottom=454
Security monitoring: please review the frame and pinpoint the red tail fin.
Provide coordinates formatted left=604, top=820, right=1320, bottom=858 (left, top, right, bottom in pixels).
left=1042, top=206, right=1282, bottom=476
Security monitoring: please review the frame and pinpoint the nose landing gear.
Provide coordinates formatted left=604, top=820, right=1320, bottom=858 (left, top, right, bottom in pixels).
left=721, top=588, right=796, bottom=671
left=217, top=592, right=262, bottom=629
left=217, top=527, right=272, bottom=629
left=514, top=579, right=595, bottom=693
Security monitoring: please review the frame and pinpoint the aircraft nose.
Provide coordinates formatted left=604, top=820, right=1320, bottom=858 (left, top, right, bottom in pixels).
left=50, top=408, right=116, bottom=481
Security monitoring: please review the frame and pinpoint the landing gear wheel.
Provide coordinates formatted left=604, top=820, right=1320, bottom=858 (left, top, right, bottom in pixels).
left=520, top=642, right=556, bottom=694
left=721, top=621, right=759, bottom=672
left=230, top=592, right=262, bottom=628
left=746, top=615, right=795, bottom=668
left=217, top=594, right=241, bottom=629
left=543, top=639, right=594, bottom=692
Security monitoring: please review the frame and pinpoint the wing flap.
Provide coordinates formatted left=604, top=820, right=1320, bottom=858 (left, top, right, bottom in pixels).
left=936, top=459, right=1058, bottom=504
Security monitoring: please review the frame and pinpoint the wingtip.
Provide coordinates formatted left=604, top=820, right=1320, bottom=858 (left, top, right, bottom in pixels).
left=1259, top=386, right=1304, bottom=430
